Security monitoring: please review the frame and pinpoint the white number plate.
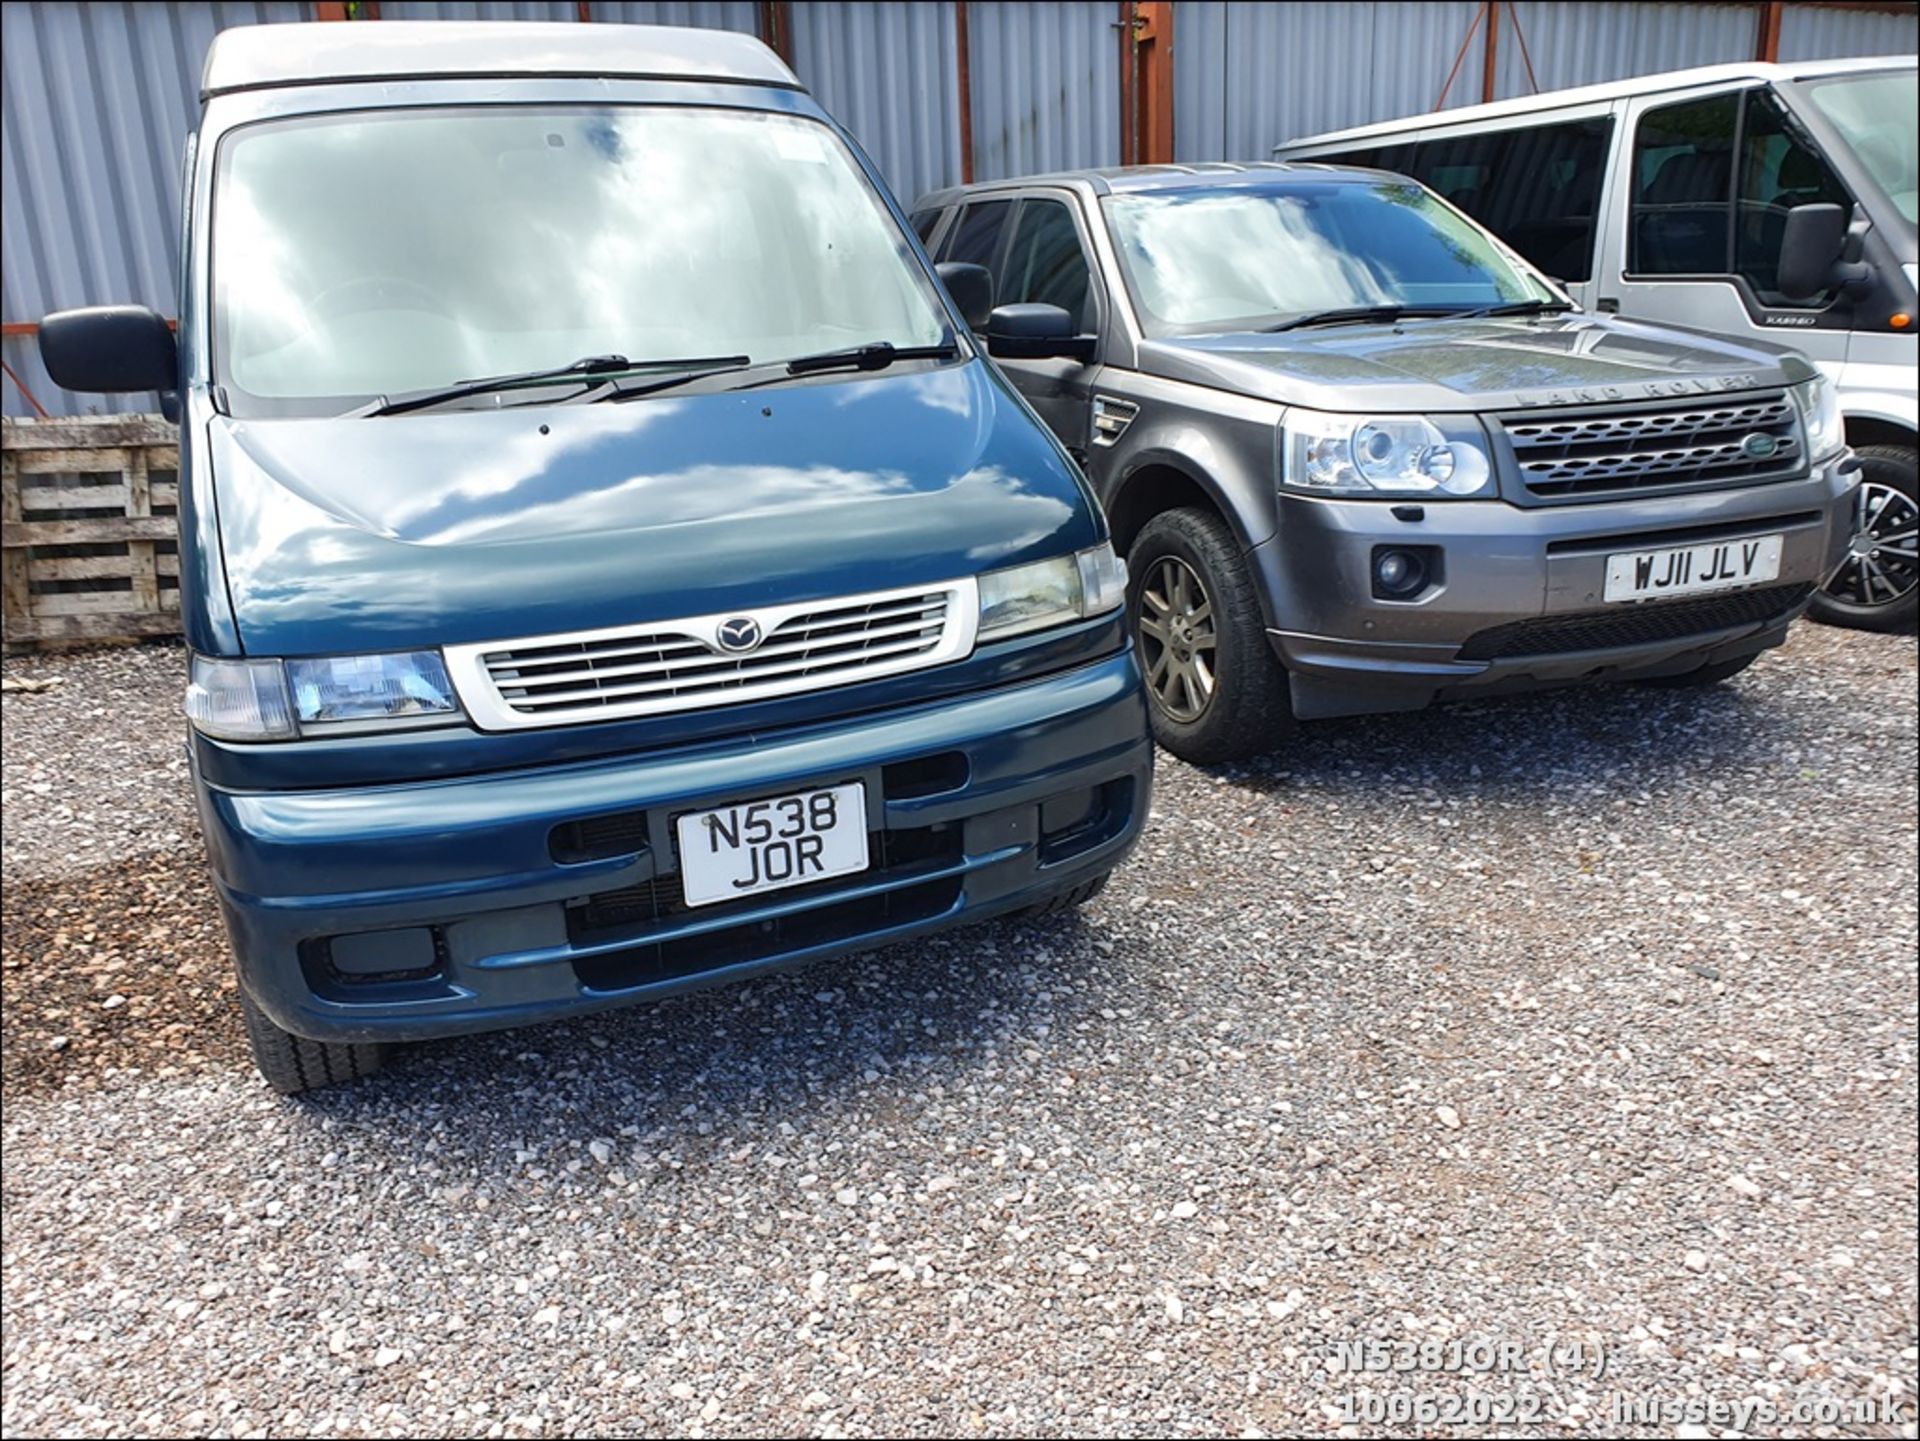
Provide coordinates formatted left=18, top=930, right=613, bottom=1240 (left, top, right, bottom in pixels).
left=675, top=782, right=868, bottom=909
left=1603, top=534, right=1783, bottom=603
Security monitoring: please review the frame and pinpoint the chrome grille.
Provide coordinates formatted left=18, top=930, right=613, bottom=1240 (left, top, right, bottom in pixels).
left=445, top=580, right=978, bottom=730
left=1501, top=391, right=1804, bottom=500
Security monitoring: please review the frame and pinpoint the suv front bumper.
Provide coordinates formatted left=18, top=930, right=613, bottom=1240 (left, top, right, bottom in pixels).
left=1253, top=457, right=1858, bottom=719
left=198, top=651, right=1151, bottom=1044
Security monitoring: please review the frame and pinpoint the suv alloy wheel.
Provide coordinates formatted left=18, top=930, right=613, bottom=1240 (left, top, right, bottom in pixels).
left=1126, top=508, right=1292, bottom=764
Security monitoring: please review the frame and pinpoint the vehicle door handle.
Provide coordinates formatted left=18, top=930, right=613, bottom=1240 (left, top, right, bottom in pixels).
left=1595, top=297, right=1620, bottom=314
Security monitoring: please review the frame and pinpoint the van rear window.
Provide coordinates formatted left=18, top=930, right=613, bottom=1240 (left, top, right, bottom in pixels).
left=1323, top=116, right=1613, bottom=283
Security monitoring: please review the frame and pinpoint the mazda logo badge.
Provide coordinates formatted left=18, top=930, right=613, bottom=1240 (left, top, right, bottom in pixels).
left=714, top=616, right=764, bottom=654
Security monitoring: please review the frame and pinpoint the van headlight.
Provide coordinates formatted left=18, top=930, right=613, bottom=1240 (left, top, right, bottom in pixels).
left=185, top=656, right=297, bottom=741
left=1281, top=409, right=1494, bottom=497
left=977, top=542, right=1128, bottom=642
left=186, top=651, right=463, bottom=741
left=1792, top=374, right=1846, bottom=463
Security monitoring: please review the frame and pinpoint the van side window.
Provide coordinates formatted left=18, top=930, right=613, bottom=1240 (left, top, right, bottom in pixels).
left=1735, top=91, right=1850, bottom=305
left=1329, top=119, right=1613, bottom=283
left=942, top=199, right=1014, bottom=276
left=1630, top=89, right=1851, bottom=307
left=1630, top=92, right=1740, bottom=277
left=1002, top=198, right=1095, bottom=332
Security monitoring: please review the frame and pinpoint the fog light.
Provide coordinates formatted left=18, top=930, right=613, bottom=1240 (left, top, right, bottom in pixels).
left=1372, top=547, right=1430, bottom=599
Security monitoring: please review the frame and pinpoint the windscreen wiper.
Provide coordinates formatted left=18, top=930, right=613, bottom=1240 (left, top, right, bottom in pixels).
left=1260, top=305, right=1415, bottom=333
left=587, top=356, right=758, bottom=403
left=349, top=354, right=750, bottom=417
left=783, top=339, right=961, bottom=375
left=1452, top=298, right=1576, bottom=319
left=595, top=339, right=961, bottom=403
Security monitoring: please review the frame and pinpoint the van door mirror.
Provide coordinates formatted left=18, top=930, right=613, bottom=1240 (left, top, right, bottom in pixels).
left=936, top=262, right=993, bottom=331
left=985, top=303, right=1094, bottom=362
left=1775, top=204, right=1848, bottom=301
left=38, top=306, right=177, bottom=395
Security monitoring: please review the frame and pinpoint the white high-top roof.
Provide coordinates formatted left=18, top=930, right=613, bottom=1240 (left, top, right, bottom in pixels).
left=202, top=20, right=798, bottom=100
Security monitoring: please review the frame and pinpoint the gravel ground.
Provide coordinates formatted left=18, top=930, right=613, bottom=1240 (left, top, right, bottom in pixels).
left=3, top=627, right=1916, bottom=1439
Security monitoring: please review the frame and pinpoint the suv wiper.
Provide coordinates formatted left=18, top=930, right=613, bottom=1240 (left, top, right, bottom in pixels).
left=1261, top=305, right=1418, bottom=333
left=783, top=340, right=961, bottom=376
left=1453, top=298, right=1576, bottom=319
left=349, top=354, right=749, bottom=417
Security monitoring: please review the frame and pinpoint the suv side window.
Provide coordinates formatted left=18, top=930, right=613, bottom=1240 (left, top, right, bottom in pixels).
left=908, top=209, right=943, bottom=245
left=1630, top=91, right=1740, bottom=277
left=1001, top=198, right=1095, bottom=332
left=941, top=199, right=1014, bottom=275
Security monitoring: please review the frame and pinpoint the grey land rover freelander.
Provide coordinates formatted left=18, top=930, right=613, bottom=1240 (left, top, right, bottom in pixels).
left=913, top=163, right=1860, bottom=763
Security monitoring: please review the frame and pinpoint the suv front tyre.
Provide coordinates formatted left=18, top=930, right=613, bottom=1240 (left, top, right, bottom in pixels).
left=1126, top=508, right=1292, bottom=764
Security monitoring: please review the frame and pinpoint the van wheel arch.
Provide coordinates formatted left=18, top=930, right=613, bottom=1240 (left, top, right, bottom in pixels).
left=1844, top=415, right=1916, bottom=455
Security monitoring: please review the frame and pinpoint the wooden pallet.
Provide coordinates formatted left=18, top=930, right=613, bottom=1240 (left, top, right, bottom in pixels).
left=1, top=415, right=182, bottom=651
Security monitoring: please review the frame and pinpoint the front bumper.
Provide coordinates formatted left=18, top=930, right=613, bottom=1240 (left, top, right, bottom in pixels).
left=198, top=651, right=1151, bottom=1044
left=1253, top=457, right=1858, bottom=719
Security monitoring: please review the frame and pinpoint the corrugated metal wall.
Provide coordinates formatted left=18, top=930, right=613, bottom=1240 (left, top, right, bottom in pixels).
left=596, top=2, right=761, bottom=28
left=6, top=1, right=1917, bottom=415
left=1496, top=1, right=1774, bottom=96
left=382, top=2, right=760, bottom=26
left=1779, top=1, right=1919, bottom=60
left=791, top=1, right=961, bottom=204
left=2, top=1, right=311, bottom=416
left=1176, top=2, right=1491, bottom=162
left=969, top=1, right=1119, bottom=182
left=1177, top=1, right=1916, bottom=163
left=382, top=2, right=577, bottom=18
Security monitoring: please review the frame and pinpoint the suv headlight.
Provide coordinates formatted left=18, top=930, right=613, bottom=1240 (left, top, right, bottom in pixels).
left=977, top=542, right=1128, bottom=642
left=186, top=650, right=463, bottom=741
left=1793, top=374, right=1846, bottom=463
left=1282, top=409, right=1494, bottom=497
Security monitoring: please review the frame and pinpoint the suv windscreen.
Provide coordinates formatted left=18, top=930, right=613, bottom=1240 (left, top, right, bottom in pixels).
left=212, top=106, right=951, bottom=417
left=1801, top=70, right=1918, bottom=229
left=1102, top=181, right=1555, bottom=337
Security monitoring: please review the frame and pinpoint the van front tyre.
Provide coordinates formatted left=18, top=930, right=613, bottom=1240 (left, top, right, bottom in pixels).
left=239, top=990, right=388, bottom=1095
left=1807, top=444, right=1919, bottom=633
left=1127, top=508, right=1291, bottom=764
left=1018, top=873, right=1110, bottom=920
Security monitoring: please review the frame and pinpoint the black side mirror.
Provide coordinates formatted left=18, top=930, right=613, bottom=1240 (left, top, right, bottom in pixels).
left=985, top=302, right=1094, bottom=362
left=38, top=306, right=177, bottom=396
left=1776, top=204, right=1849, bottom=301
left=936, top=262, right=993, bottom=331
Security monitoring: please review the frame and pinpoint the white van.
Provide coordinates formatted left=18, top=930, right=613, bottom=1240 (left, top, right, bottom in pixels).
left=1277, top=57, right=1918, bottom=631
